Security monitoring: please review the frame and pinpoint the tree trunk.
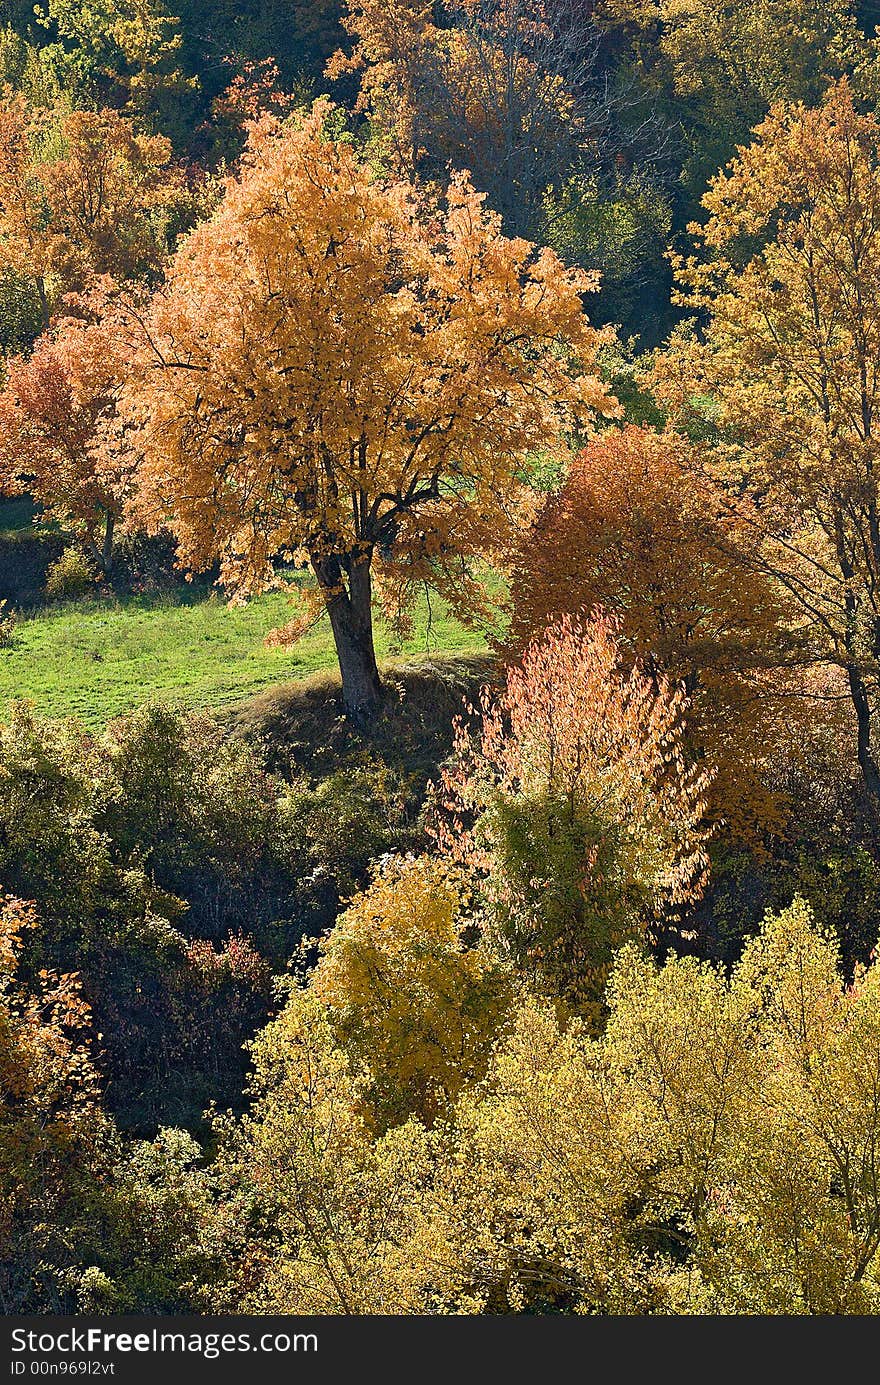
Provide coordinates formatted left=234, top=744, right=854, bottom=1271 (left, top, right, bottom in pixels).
left=36, top=275, right=49, bottom=332
left=847, top=662, right=880, bottom=820
left=85, top=513, right=115, bottom=580
left=101, top=512, right=115, bottom=577
left=313, top=551, right=383, bottom=725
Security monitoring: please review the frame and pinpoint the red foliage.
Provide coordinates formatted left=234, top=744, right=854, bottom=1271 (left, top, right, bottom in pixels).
left=506, top=425, right=799, bottom=838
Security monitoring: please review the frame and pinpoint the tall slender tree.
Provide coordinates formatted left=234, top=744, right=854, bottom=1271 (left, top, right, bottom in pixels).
left=658, top=81, right=880, bottom=815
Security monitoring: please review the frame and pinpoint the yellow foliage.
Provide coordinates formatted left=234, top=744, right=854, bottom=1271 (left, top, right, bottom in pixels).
left=600, top=0, right=863, bottom=106
left=215, top=989, right=457, bottom=1313
left=656, top=80, right=880, bottom=808
left=213, top=897, right=880, bottom=1313
left=311, top=855, right=514, bottom=1127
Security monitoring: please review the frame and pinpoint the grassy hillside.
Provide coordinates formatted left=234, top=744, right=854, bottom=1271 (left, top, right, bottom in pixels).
left=223, top=652, right=499, bottom=781
left=0, top=585, right=488, bottom=727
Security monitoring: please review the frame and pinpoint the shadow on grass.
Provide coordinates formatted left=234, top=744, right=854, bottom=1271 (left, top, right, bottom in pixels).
left=222, top=651, right=500, bottom=785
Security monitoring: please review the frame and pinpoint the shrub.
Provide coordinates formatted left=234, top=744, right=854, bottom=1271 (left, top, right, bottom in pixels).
left=0, top=598, right=15, bottom=646
left=44, top=546, right=97, bottom=602
left=0, top=703, right=276, bottom=1126
left=0, top=701, right=423, bottom=1125
left=435, top=614, right=711, bottom=1016
left=208, top=900, right=880, bottom=1315
left=311, top=855, right=514, bottom=1128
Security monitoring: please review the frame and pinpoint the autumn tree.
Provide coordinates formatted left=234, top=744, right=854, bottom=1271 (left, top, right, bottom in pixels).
left=207, top=989, right=448, bottom=1314
left=657, top=81, right=880, bottom=816
left=435, top=613, right=711, bottom=1013
left=0, top=309, right=128, bottom=573
left=0, top=95, right=184, bottom=331
left=505, top=425, right=798, bottom=837
left=0, top=895, right=110, bottom=1311
left=310, top=855, right=514, bottom=1128
left=209, top=896, right=880, bottom=1313
left=12, top=0, right=195, bottom=133
left=117, top=102, right=614, bottom=722
left=437, top=896, right=880, bottom=1313
left=333, top=0, right=660, bottom=241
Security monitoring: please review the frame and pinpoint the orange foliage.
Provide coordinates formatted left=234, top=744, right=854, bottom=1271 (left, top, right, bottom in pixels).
left=0, top=94, right=183, bottom=324
left=506, top=425, right=798, bottom=837
left=435, top=614, right=711, bottom=1011
left=211, top=58, right=297, bottom=131
left=0, top=896, right=96, bottom=1104
left=0, top=309, right=129, bottom=572
left=657, top=80, right=880, bottom=811
left=116, top=101, right=615, bottom=716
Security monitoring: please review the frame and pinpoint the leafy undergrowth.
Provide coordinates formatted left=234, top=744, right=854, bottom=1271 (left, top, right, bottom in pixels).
left=0, top=586, right=487, bottom=727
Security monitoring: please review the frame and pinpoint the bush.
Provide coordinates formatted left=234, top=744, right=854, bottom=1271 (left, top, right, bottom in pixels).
left=0, top=703, right=276, bottom=1127
left=208, top=899, right=880, bottom=1315
left=280, top=759, right=421, bottom=938
left=0, top=597, right=16, bottom=646
left=111, top=530, right=209, bottom=595
left=310, top=855, right=514, bottom=1128
left=44, top=547, right=97, bottom=602
left=0, top=701, right=424, bottom=1126
left=436, top=615, right=710, bottom=1017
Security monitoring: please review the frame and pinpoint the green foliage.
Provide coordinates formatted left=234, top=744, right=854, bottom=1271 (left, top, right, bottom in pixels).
left=605, top=0, right=868, bottom=213
left=0, top=267, right=46, bottom=353
left=0, top=896, right=217, bottom=1313
left=485, top=790, right=647, bottom=1004
left=175, top=0, right=343, bottom=105
left=596, top=340, right=667, bottom=427
left=0, top=698, right=428, bottom=1126
left=547, top=174, right=674, bottom=343
left=100, top=703, right=293, bottom=940
left=282, top=761, right=419, bottom=916
left=30, top=0, right=197, bottom=138
left=699, top=838, right=880, bottom=974
left=73, top=1127, right=218, bottom=1313
left=0, top=702, right=269, bottom=1123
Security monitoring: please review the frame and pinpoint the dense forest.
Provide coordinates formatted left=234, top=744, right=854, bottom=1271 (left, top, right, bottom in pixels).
left=7, top=0, right=880, bottom=1317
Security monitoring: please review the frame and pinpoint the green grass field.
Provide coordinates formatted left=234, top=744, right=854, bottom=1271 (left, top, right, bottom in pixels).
left=0, top=585, right=487, bottom=727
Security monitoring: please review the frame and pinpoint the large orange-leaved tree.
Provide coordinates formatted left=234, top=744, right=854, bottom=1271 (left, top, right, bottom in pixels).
left=116, top=102, right=615, bottom=720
